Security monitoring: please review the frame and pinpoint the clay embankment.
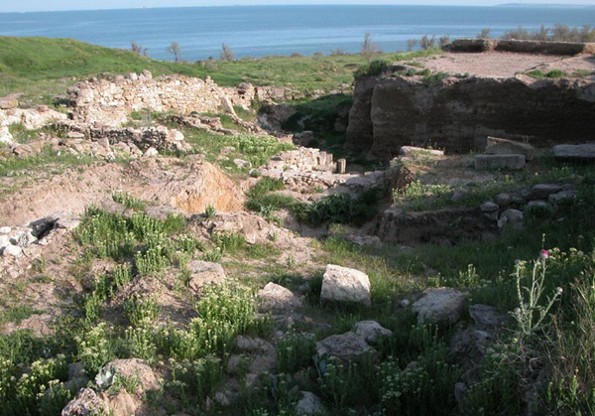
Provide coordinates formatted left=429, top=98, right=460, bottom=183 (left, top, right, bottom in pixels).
left=346, top=47, right=595, bottom=159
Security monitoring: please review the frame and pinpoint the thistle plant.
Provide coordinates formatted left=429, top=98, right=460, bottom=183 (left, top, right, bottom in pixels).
left=510, top=250, right=563, bottom=337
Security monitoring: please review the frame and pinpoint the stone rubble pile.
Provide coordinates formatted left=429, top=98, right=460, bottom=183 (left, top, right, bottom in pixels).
left=6, top=123, right=190, bottom=160
left=1, top=213, right=80, bottom=279
left=259, top=146, right=391, bottom=195
left=478, top=182, right=577, bottom=230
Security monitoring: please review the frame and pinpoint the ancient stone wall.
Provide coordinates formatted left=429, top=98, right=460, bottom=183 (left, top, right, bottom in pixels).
left=67, top=71, right=236, bottom=126
left=448, top=39, right=595, bottom=55
left=346, top=74, right=595, bottom=159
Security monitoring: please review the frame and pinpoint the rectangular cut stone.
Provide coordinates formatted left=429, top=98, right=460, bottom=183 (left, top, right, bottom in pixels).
left=485, top=136, right=535, bottom=161
left=475, top=154, right=526, bottom=170
left=553, top=144, right=595, bottom=162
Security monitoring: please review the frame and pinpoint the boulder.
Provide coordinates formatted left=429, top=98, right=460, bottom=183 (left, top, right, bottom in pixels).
left=257, top=282, right=303, bottom=312
left=0, top=94, right=19, bottom=110
left=2, top=244, right=22, bottom=258
left=494, top=193, right=512, bottom=207
left=61, top=388, right=106, bottom=416
left=498, top=208, right=524, bottom=229
left=320, top=264, right=371, bottom=306
left=549, top=189, right=577, bottom=205
left=354, top=320, right=393, bottom=344
left=474, top=154, right=525, bottom=170
left=485, top=136, right=535, bottom=161
left=316, top=332, right=371, bottom=362
left=469, top=304, right=508, bottom=330
left=529, top=184, right=563, bottom=200
left=553, top=144, right=595, bottom=162
left=187, top=260, right=226, bottom=292
left=480, top=201, right=499, bottom=213
left=411, top=287, right=467, bottom=325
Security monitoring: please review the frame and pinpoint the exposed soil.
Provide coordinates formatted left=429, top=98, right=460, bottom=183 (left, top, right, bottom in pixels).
left=421, top=51, right=595, bottom=79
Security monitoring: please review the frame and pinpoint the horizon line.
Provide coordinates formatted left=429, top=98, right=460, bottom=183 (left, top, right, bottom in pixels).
left=1, top=2, right=593, bottom=14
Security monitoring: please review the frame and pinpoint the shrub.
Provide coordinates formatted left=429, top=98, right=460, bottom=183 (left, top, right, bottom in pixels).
left=353, top=59, right=389, bottom=79
left=295, top=190, right=379, bottom=226
left=220, top=43, right=235, bottom=61
left=361, top=32, right=382, bottom=63
left=276, top=332, right=316, bottom=374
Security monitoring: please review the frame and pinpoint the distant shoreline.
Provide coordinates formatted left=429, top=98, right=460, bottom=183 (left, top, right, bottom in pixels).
left=497, top=3, right=595, bottom=7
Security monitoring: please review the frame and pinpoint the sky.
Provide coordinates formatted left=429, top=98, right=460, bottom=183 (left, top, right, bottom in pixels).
left=1, top=0, right=595, bottom=13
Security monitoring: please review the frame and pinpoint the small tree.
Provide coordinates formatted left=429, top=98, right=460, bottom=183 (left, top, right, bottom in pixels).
left=477, top=28, right=491, bottom=39
left=220, top=43, right=235, bottom=61
left=439, top=36, right=450, bottom=47
left=167, top=41, right=182, bottom=63
left=419, top=35, right=436, bottom=50
left=131, top=41, right=142, bottom=55
left=361, top=32, right=381, bottom=63
left=406, top=38, right=417, bottom=52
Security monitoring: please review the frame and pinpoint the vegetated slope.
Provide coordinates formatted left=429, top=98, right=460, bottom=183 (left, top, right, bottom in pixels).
left=0, top=36, right=440, bottom=105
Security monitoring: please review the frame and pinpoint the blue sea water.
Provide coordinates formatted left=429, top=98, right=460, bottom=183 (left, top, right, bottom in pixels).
left=0, top=5, right=594, bottom=61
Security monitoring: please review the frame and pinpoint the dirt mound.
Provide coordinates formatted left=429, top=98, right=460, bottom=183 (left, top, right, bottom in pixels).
left=0, top=156, right=244, bottom=227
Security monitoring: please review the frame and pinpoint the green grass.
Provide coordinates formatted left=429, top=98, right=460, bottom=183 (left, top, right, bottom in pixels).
left=0, top=37, right=443, bottom=107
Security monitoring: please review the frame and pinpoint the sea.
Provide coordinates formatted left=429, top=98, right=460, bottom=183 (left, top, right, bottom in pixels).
left=0, top=5, right=594, bottom=62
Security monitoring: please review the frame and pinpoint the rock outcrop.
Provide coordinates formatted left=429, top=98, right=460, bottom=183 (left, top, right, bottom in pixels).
left=346, top=73, right=595, bottom=159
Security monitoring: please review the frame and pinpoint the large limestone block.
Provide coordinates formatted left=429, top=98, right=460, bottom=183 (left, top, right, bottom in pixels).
left=257, top=282, right=303, bottom=312
left=475, top=154, right=525, bottom=170
left=553, top=144, right=595, bottom=162
left=412, top=287, right=467, bottom=325
left=316, top=332, right=371, bottom=362
left=485, top=136, right=535, bottom=161
left=321, top=264, right=371, bottom=306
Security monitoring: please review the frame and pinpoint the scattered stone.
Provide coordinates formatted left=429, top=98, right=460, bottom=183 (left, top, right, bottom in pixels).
left=61, top=388, right=106, bottom=416
left=143, top=147, right=159, bottom=157
left=3, top=244, right=23, bottom=258
left=549, top=189, right=577, bottom=205
left=526, top=200, right=555, bottom=213
left=11, top=230, right=37, bottom=247
left=411, top=287, right=467, bottom=325
left=480, top=201, right=499, bottom=213
left=485, top=136, right=535, bottom=161
left=257, top=282, right=303, bottom=312
left=321, top=264, right=371, bottom=306
left=67, top=131, right=86, bottom=139
left=233, top=158, right=251, bottom=169
left=494, top=193, right=512, bottom=207
left=498, top=208, right=524, bottom=229
left=469, top=304, right=508, bottom=330
left=474, top=154, right=526, bottom=170
left=354, top=320, right=393, bottom=344
left=316, top=332, right=371, bottom=362
left=187, top=260, right=226, bottom=292
left=0, top=226, right=11, bottom=234
left=296, top=391, right=326, bottom=416
left=553, top=144, right=595, bottom=162
left=234, top=336, right=276, bottom=381
left=0, top=235, right=10, bottom=250
left=0, top=94, right=19, bottom=109
left=529, top=184, right=563, bottom=200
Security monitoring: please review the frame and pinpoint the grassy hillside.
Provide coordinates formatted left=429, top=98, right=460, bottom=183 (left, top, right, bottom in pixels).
left=0, top=36, right=439, bottom=106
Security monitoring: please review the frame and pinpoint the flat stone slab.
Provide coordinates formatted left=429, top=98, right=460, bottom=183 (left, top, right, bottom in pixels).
left=485, top=136, right=535, bottom=161
left=553, top=144, right=595, bottom=162
left=475, top=154, right=526, bottom=170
